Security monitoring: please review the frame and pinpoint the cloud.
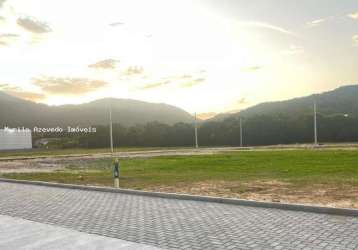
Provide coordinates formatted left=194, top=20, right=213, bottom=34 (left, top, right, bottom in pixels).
left=238, top=21, right=297, bottom=36
left=172, top=72, right=206, bottom=88
left=0, top=84, right=45, bottom=102
left=241, top=65, right=263, bottom=72
left=306, top=17, right=335, bottom=27
left=307, top=18, right=326, bottom=27
left=32, top=77, right=107, bottom=95
left=164, top=74, right=192, bottom=81
left=227, top=98, right=249, bottom=113
left=307, top=13, right=357, bottom=27
left=140, top=74, right=206, bottom=90
left=122, top=66, right=144, bottom=76
left=348, top=12, right=358, bottom=20
left=17, top=16, right=52, bottom=34
left=0, top=0, right=6, bottom=8
left=0, top=33, right=19, bottom=38
left=0, top=83, right=16, bottom=89
left=353, top=35, right=358, bottom=46
left=197, top=112, right=217, bottom=120
left=179, top=78, right=205, bottom=88
left=0, top=33, right=19, bottom=47
left=6, top=91, right=45, bottom=102
left=109, top=22, right=125, bottom=27
left=237, top=98, right=247, bottom=105
left=140, top=80, right=171, bottom=90
left=282, top=45, right=304, bottom=55
left=89, top=59, right=119, bottom=70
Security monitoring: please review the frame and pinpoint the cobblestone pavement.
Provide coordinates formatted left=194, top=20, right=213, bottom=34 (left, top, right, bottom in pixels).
left=0, top=182, right=357, bottom=250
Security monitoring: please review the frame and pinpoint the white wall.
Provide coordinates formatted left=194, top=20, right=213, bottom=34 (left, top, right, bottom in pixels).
left=0, top=129, right=32, bottom=150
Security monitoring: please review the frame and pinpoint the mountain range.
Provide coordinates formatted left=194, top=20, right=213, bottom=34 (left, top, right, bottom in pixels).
left=1, top=84, right=357, bottom=128
left=0, top=92, right=194, bottom=128
left=210, top=84, right=358, bottom=121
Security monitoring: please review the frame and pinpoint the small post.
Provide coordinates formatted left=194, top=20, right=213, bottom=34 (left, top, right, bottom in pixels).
left=113, top=158, right=120, bottom=188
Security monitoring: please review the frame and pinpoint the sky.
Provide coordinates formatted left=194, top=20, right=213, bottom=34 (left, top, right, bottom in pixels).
left=0, top=0, right=357, bottom=117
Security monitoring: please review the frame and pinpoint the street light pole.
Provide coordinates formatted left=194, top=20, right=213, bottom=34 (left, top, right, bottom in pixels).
left=194, top=112, right=198, bottom=149
left=240, top=117, right=243, bottom=147
left=109, top=100, right=120, bottom=188
left=314, top=101, right=318, bottom=146
left=109, top=100, right=114, bottom=154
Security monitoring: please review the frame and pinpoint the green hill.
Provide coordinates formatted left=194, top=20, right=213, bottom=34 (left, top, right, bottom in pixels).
left=0, top=92, right=194, bottom=128
left=212, top=85, right=358, bottom=120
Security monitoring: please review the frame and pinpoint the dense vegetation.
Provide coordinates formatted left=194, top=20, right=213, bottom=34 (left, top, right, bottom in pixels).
left=32, top=111, right=358, bottom=148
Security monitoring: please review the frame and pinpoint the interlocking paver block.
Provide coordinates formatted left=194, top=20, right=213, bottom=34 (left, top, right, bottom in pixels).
left=0, top=182, right=357, bottom=249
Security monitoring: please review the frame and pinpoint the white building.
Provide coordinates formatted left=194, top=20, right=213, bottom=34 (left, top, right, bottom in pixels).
left=0, top=127, right=32, bottom=150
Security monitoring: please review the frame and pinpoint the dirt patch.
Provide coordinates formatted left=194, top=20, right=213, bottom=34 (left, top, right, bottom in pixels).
left=0, top=157, right=95, bottom=173
left=0, top=149, right=217, bottom=173
left=0, top=160, right=64, bottom=173
left=144, top=180, right=358, bottom=209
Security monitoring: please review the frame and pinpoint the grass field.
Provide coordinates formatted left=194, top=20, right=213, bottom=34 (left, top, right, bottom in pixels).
left=3, top=149, right=358, bottom=208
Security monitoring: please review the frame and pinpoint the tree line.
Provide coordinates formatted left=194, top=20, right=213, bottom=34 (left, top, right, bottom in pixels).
left=33, top=113, right=358, bottom=149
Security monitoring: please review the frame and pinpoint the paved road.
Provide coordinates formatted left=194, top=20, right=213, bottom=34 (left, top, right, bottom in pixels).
left=0, top=214, right=157, bottom=250
left=0, top=182, right=357, bottom=250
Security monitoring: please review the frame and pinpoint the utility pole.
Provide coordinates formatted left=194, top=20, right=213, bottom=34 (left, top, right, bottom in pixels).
left=194, top=112, right=198, bottom=148
left=314, top=101, right=318, bottom=146
left=109, top=100, right=120, bottom=188
left=239, top=117, right=243, bottom=147
left=109, top=100, right=114, bottom=153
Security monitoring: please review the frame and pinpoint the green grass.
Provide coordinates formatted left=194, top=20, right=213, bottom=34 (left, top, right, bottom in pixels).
left=3, top=150, right=358, bottom=190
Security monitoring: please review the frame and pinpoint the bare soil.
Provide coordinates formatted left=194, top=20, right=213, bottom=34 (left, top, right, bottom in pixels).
left=148, top=180, right=358, bottom=209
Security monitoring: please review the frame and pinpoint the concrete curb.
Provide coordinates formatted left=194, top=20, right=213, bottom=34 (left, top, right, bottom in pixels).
left=0, top=178, right=357, bottom=217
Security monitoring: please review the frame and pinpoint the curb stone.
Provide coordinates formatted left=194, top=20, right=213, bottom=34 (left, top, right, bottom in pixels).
left=0, top=178, right=357, bottom=217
